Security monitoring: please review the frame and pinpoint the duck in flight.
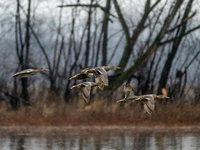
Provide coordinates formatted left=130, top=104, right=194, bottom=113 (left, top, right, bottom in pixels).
left=13, top=68, right=49, bottom=78
left=117, top=83, right=169, bottom=116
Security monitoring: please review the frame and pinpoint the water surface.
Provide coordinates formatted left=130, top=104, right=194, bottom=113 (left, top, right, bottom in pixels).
left=0, top=126, right=199, bottom=150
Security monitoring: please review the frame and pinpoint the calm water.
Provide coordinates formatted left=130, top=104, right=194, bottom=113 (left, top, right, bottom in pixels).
left=0, top=126, right=200, bottom=150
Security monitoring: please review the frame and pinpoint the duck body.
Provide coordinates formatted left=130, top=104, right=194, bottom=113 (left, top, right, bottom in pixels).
left=13, top=68, right=49, bottom=78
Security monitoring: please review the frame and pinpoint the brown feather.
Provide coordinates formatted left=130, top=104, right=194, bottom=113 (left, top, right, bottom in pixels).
left=81, top=85, right=91, bottom=103
left=143, top=104, right=152, bottom=116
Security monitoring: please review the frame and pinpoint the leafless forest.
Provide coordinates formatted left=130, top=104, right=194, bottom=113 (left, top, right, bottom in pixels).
left=0, top=0, right=200, bottom=124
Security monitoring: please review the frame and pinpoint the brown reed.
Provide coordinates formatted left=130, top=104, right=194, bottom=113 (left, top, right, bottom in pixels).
left=0, top=93, right=200, bottom=127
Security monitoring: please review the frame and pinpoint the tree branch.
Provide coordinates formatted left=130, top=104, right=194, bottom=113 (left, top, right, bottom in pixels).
left=57, top=3, right=116, bottom=19
left=159, top=24, right=200, bottom=45
left=113, top=0, right=130, bottom=41
left=108, top=0, right=184, bottom=90
left=30, top=27, right=51, bottom=72
left=166, top=11, right=196, bottom=33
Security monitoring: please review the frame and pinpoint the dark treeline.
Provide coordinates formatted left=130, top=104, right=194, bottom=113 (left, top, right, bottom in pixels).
left=0, top=0, right=200, bottom=109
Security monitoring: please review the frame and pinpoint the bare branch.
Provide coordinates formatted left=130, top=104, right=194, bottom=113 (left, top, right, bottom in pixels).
left=159, top=24, right=200, bottom=45
left=108, top=0, right=184, bottom=90
left=57, top=3, right=116, bottom=19
left=113, top=0, right=130, bottom=41
left=166, top=11, right=196, bottom=33
left=30, top=27, right=51, bottom=71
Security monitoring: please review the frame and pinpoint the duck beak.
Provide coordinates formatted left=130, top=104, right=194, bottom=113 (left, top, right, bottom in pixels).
left=115, top=67, right=121, bottom=70
left=13, top=74, right=18, bottom=77
left=116, top=99, right=125, bottom=103
left=70, top=76, right=76, bottom=80
left=43, top=69, right=49, bottom=72
left=71, top=86, right=78, bottom=89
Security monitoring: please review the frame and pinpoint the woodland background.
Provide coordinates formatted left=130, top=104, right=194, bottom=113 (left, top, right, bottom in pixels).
left=0, top=0, right=200, bottom=115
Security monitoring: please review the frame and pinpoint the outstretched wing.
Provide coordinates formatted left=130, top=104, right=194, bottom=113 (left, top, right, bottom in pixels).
left=124, top=83, right=135, bottom=99
left=81, top=84, right=91, bottom=103
left=142, top=95, right=155, bottom=116
left=93, top=68, right=108, bottom=90
left=134, top=95, right=155, bottom=116
left=95, top=77, right=105, bottom=90
left=145, top=99, right=155, bottom=112
left=124, top=85, right=130, bottom=99
left=143, top=104, right=152, bottom=116
left=81, top=67, right=91, bottom=73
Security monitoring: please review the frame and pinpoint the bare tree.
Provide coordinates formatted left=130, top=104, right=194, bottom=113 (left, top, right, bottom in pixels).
left=113, top=0, right=161, bottom=72
left=14, top=0, right=32, bottom=107
left=157, top=0, right=195, bottom=95
left=101, top=0, right=111, bottom=66
left=108, top=0, right=184, bottom=90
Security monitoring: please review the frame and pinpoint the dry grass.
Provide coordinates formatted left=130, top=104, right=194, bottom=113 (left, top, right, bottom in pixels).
left=0, top=95, right=200, bottom=127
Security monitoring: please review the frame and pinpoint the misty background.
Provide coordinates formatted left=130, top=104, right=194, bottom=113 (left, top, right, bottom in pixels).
left=0, top=0, right=200, bottom=108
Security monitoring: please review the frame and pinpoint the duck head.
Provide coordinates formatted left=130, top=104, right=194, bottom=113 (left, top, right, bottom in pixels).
left=42, top=69, right=49, bottom=72
left=38, top=68, right=49, bottom=72
left=111, top=66, right=121, bottom=70
left=70, top=74, right=79, bottom=80
left=71, top=85, right=79, bottom=89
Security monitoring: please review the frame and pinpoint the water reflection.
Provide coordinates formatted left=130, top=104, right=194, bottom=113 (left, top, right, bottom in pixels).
left=0, top=127, right=199, bottom=150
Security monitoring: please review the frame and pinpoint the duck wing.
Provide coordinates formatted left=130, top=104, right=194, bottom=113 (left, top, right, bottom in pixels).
left=93, top=68, right=108, bottom=90
left=77, top=73, right=91, bottom=79
left=143, top=103, right=153, bottom=116
left=81, top=67, right=91, bottom=73
left=81, top=83, right=91, bottom=103
left=145, top=99, right=155, bottom=112
left=124, top=84, right=135, bottom=99
left=141, top=95, right=155, bottom=115
left=134, top=95, right=155, bottom=115
left=95, top=77, right=105, bottom=90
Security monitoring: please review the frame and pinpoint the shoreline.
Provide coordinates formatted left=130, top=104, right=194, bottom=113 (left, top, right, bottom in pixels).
left=0, top=125, right=200, bottom=133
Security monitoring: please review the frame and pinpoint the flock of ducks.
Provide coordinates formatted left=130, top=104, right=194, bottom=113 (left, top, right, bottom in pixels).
left=70, top=66, right=121, bottom=103
left=12, top=66, right=169, bottom=116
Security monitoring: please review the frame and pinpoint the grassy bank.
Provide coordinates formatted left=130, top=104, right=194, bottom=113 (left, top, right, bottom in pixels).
left=0, top=97, right=200, bottom=127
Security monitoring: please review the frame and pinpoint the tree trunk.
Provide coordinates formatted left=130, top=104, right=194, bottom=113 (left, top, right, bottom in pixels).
left=113, top=0, right=161, bottom=72
left=101, top=0, right=111, bottom=66
left=84, top=0, right=93, bottom=67
left=108, top=0, right=184, bottom=90
left=20, top=0, right=31, bottom=105
left=157, top=0, right=194, bottom=95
